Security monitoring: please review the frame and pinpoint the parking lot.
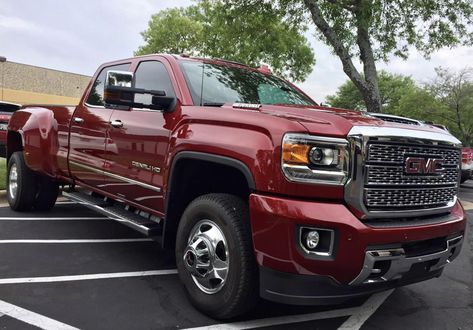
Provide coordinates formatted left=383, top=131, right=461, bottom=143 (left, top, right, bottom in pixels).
left=0, top=187, right=471, bottom=330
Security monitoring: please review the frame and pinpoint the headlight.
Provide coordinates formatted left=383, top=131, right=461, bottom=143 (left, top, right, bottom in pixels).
left=282, top=133, right=349, bottom=185
left=0, top=123, right=8, bottom=131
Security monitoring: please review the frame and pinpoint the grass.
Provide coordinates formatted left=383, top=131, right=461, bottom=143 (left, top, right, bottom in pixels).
left=0, top=158, right=6, bottom=190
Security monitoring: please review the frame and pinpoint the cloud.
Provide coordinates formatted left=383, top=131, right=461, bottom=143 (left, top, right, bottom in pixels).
left=1, top=0, right=472, bottom=103
left=0, top=15, right=35, bottom=31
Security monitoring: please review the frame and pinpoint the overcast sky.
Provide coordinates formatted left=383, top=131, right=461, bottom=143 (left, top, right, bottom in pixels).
left=1, top=0, right=473, bottom=102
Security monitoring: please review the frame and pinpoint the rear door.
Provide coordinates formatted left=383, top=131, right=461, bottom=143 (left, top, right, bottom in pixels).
left=69, top=63, right=130, bottom=187
left=102, top=60, right=178, bottom=213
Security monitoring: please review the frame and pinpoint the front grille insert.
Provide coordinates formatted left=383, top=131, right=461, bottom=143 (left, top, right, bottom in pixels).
left=365, top=187, right=457, bottom=210
left=368, top=143, right=459, bottom=165
left=363, top=141, right=460, bottom=212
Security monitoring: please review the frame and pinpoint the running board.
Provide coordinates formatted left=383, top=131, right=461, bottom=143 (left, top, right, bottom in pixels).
left=63, top=190, right=163, bottom=237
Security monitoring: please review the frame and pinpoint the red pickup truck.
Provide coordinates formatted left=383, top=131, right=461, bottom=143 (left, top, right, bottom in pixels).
left=5, top=54, right=466, bottom=319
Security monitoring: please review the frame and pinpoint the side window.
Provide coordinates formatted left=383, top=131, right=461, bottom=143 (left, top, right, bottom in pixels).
left=86, top=63, right=130, bottom=106
left=134, top=61, right=175, bottom=106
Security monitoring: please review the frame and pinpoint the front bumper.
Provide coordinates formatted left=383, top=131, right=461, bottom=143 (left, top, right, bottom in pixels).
left=249, top=193, right=466, bottom=305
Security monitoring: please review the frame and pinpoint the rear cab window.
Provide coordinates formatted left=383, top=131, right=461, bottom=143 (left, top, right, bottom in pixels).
left=133, top=61, right=175, bottom=107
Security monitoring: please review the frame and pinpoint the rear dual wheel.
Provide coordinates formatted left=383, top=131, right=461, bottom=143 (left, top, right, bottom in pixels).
left=7, top=151, right=59, bottom=211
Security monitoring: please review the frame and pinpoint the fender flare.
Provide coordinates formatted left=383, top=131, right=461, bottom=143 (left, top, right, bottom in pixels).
left=162, top=151, right=256, bottom=247
left=168, top=151, right=256, bottom=193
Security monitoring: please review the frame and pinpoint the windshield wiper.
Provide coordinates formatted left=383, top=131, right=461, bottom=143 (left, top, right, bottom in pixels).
left=202, top=102, right=225, bottom=107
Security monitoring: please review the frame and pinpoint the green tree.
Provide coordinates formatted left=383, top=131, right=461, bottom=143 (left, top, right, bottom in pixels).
left=136, top=1, right=315, bottom=82
left=227, top=0, right=473, bottom=112
left=425, top=67, right=473, bottom=145
left=326, top=71, right=416, bottom=113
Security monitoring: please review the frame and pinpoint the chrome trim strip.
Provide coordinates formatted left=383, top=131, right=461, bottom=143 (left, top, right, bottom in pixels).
left=348, top=126, right=461, bottom=146
left=284, top=133, right=349, bottom=145
left=350, top=235, right=463, bottom=285
left=69, top=160, right=162, bottom=193
left=135, top=195, right=163, bottom=202
left=84, top=103, right=106, bottom=109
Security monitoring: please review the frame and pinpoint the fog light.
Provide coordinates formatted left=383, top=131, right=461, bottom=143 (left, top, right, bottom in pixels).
left=305, top=230, right=320, bottom=249
left=299, top=226, right=335, bottom=258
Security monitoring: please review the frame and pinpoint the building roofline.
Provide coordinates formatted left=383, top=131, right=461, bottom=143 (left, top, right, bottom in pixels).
left=5, top=60, right=92, bottom=78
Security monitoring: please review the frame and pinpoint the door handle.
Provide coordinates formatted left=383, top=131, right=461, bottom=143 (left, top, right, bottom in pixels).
left=73, top=117, right=84, bottom=124
left=110, top=120, right=123, bottom=128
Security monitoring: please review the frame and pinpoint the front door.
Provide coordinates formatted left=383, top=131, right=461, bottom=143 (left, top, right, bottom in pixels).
left=103, top=60, right=178, bottom=214
left=69, top=63, right=131, bottom=187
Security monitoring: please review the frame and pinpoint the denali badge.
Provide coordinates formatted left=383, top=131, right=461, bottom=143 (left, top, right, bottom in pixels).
left=404, top=157, right=444, bottom=175
left=132, top=161, right=161, bottom=173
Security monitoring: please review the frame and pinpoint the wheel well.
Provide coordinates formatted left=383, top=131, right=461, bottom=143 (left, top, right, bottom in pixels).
left=163, top=155, right=254, bottom=248
left=7, top=131, right=23, bottom=160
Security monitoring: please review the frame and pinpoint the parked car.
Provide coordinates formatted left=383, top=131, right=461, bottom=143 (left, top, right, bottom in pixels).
left=5, top=55, right=466, bottom=319
left=0, top=101, right=21, bottom=157
left=461, top=147, right=473, bottom=183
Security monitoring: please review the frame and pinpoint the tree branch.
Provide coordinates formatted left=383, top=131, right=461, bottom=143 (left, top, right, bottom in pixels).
left=303, top=0, right=367, bottom=94
left=325, top=0, right=356, bottom=12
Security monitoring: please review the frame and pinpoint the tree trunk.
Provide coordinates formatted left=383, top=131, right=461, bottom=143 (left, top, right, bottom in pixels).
left=355, top=2, right=382, bottom=113
left=303, top=0, right=382, bottom=113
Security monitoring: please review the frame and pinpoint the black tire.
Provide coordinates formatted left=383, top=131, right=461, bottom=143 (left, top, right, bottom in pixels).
left=461, top=170, right=471, bottom=184
left=33, top=175, right=59, bottom=211
left=7, top=151, right=37, bottom=211
left=176, top=193, right=258, bottom=319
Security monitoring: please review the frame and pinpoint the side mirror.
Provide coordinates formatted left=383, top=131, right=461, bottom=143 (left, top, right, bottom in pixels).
left=103, top=70, right=176, bottom=112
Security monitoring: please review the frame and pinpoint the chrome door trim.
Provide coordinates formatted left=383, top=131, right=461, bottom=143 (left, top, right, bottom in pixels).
left=69, top=160, right=162, bottom=193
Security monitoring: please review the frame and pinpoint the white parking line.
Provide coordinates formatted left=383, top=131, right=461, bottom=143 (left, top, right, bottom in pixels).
left=460, top=200, right=473, bottom=211
left=185, top=290, right=394, bottom=330
left=0, top=299, right=79, bottom=330
left=0, top=269, right=178, bottom=284
left=338, top=289, right=394, bottom=330
left=0, top=238, right=153, bottom=244
left=186, top=306, right=359, bottom=330
left=0, top=217, right=111, bottom=221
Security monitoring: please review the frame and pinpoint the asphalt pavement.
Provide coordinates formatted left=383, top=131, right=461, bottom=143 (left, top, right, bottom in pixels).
left=0, top=185, right=471, bottom=329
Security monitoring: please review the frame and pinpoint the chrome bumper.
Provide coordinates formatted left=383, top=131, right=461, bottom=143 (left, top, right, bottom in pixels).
left=350, top=235, right=463, bottom=285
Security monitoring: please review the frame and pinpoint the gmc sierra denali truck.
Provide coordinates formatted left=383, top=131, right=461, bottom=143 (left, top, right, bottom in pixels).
left=6, top=54, right=466, bottom=319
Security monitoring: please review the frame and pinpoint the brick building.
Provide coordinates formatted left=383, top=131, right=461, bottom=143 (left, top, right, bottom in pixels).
left=0, top=59, right=91, bottom=106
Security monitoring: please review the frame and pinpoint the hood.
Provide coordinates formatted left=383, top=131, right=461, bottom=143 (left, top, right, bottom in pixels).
left=250, top=104, right=454, bottom=139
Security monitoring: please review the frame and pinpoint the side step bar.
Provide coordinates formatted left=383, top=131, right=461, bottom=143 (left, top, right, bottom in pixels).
left=63, top=190, right=163, bottom=237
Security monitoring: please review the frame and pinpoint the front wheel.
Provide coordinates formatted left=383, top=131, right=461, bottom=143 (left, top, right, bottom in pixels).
left=176, top=193, right=258, bottom=319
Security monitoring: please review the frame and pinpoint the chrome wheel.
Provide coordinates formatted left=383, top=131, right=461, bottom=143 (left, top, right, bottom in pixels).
left=8, top=163, right=18, bottom=199
left=183, top=219, right=229, bottom=294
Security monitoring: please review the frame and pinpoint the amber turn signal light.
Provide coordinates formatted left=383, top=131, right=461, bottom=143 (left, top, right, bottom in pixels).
left=282, top=143, right=311, bottom=165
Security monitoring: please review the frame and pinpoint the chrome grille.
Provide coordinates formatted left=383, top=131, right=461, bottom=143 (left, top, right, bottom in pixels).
left=363, top=142, right=460, bottom=211
left=366, top=166, right=458, bottom=186
left=365, top=187, right=457, bottom=209
left=368, top=143, right=459, bottom=166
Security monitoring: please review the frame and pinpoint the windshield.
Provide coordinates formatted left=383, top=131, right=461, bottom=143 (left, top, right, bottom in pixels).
left=180, top=61, right=315, bottom=106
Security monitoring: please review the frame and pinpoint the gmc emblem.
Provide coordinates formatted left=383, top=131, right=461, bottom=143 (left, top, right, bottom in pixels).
left=404, top=157, right=445, bottom=175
